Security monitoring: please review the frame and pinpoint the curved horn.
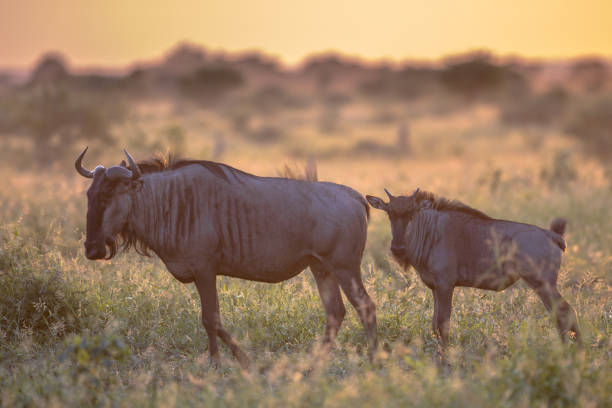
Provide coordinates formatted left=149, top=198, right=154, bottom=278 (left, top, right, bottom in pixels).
left=384, top=188, right=394, bottom=200
left=123, top=149, right=142, bottom=179
left=411, top=188, right=420, bottom=197
left=75, top=147, right=94, bottom=178
left=105, top=166, right=133, bottom=180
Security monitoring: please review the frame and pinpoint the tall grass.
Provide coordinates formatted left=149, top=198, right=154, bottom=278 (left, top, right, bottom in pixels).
left=0, top=106, right=610, bottom=407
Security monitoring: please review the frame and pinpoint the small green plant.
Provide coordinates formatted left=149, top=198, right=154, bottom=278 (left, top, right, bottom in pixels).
left=58, top=333, right=132, bottom=405
left=59, top=333, right=131, bottom=373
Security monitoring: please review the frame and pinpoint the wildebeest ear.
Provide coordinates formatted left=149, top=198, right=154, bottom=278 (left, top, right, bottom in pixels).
left=366, top=195, right=387, bottom=210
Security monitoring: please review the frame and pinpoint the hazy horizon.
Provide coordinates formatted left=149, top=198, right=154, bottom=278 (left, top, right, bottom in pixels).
left=3, top=43, right=612, bottom=78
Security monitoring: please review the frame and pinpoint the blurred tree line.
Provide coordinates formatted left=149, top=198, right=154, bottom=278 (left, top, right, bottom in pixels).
left=0, top=55, right=125, bottom=165
left=0, top=47, right=610, bottom=167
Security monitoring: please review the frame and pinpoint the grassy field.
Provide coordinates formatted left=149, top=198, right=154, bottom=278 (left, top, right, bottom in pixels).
left=0, top=99, right=611, bottom=407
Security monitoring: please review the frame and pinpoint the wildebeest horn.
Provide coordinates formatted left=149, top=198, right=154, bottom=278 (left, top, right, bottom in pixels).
left=75, top=147, right=94, bottom=178
left=411, top=188, right=420, bottom=197
left=384, top=188, right=394, bottom=200
left=123, top=149, right=141, bottom=179
left=105, top=166, right=133, bottom=180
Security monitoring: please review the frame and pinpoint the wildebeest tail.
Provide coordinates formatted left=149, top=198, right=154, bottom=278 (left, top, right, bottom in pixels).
left=363, top=196, right=370, bottom=220
left=550, top=218, right=567, bottom=236
left=547, top=217, right=567, bottom=251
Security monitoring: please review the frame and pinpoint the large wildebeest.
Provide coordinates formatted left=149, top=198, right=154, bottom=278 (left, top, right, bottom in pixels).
left=75, top=148, right=377, bottom=368
left=366, top=188, right=580, bottom=347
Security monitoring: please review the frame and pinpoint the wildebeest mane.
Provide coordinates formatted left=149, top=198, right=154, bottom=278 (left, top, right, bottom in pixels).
left=412, top=190, right=492, bottom=220
left=129, top=151, right=256, bottom=184
left=118, top=152, right=366, bottom=257
left=117, top=153, right=261, bottom=257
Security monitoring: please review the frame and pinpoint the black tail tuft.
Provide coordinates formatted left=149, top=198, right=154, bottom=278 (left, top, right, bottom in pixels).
left=550, top=218, right=567, bottom=236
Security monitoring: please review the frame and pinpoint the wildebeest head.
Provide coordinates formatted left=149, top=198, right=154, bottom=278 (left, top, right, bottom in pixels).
left=75, top=147, right=142, bottom=260
left=366, top=188, right=423, bottom=257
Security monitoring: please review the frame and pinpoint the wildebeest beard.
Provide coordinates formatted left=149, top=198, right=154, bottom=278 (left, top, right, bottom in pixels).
left=105, top=237, right=118, bottom=260
left=392, top=249, right=413, bottom=270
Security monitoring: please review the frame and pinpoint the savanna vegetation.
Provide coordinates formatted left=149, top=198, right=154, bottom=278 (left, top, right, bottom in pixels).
left=0, top=45, right=610, bottom=407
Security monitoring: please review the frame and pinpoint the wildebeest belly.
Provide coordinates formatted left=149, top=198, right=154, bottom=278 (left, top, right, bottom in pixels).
left=217, top=253, right=314, bottom=283
left=456, top=253, right=520, bottom=291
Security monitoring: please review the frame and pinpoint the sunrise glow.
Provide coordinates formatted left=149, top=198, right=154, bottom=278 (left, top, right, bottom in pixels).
left=1, top=0, right=611, bottom=69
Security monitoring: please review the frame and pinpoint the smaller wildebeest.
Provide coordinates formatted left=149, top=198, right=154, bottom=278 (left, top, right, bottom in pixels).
left=75, top=148, right=377, bottom=368
left=366, top=188, right=580, bottom=347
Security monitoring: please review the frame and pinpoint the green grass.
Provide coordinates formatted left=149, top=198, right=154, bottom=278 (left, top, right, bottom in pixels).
left=0, top=165, right=610, bottom=407
left=0, top=93, right=611, bottom=406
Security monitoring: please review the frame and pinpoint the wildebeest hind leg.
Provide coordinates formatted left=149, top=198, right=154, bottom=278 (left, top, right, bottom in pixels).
left=529, top=282, right=581, bottom=343
left=333, top=269, right=378, bottom=359
left=311, top=266, right=346, bottom=348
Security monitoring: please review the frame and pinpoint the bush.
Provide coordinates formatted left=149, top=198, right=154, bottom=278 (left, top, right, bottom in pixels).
left=250, top=86, right=307, bottom=114
left=359, top=67, right=438, bottom=100
left=178, top=66, right=244, bottom=103
left=501, top=87, right=569, bottom=127
left=569, top=58, right=609, bottom=92
left=565, top=96, right=612, bottom=162
left=247, top=125, right=283, bottom=143
left=57, top=333, right=132, bottom=406
left=0, top=226, right=92, bottom=346
left=0, top=85, right=123, bottom=165
left=539, top=150, right=577, bottom=188
left=440, top=54, right=527, bottom=100
left=59, top=333, right=132, bottom=376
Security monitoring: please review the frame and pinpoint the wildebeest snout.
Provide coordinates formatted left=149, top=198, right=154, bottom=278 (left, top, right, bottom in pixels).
left=84, top=241, right=106, bottom=260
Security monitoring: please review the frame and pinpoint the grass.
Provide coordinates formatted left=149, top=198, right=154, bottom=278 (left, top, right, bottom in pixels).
left=0, top=103, right=611, bottom=407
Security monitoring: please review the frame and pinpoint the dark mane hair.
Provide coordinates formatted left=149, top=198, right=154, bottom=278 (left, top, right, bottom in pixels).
left=412, top=190, right=492, bottom=219
left=117, top=152, right=229, bottom=257
left=117, top=152, right=322, bottom=257
left=129, top=151, right=255, bottom=184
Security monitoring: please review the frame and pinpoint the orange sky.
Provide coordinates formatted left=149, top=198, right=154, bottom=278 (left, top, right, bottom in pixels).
left=1, top=0, right=611, bottom=69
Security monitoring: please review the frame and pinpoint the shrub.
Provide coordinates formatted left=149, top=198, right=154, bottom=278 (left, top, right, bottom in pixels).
left=178, top=66, right=244, bottom=103
left=0, top=85, right=123, bottom=165
left=501, top=87, right=569, bottom=127
left=569, top=58, right=609, bottom=92
left=359, top=67, right=438, bottom=100
left=59, top=333, right=131, bottom=375
left=440, top=54, right=527, bottom=100
left=57, top=333, right=132, bottom=406
left=540, top=150, right=577, bottom=188
left=250, top=86, right=307, bottom=114
left=247, top=125, right=283, bottom=143
left=565, top=96, right=612, bottom=162
left=0, top=226, right=92, bottom=346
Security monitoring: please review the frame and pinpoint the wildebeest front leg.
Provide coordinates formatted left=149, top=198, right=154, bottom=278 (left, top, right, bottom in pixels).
left=213, top=295, right=250, bottom=368
left=433, top=286, right=454, bottom=347
left=194, top=274, right=220, bottom=366
left=311, top=266, right=346, bottom=348
left=194, top=274, right=250, bottom=369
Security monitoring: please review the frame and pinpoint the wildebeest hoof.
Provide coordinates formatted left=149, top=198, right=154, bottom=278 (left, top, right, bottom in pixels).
left=210, top=355, right=221, bottom=369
